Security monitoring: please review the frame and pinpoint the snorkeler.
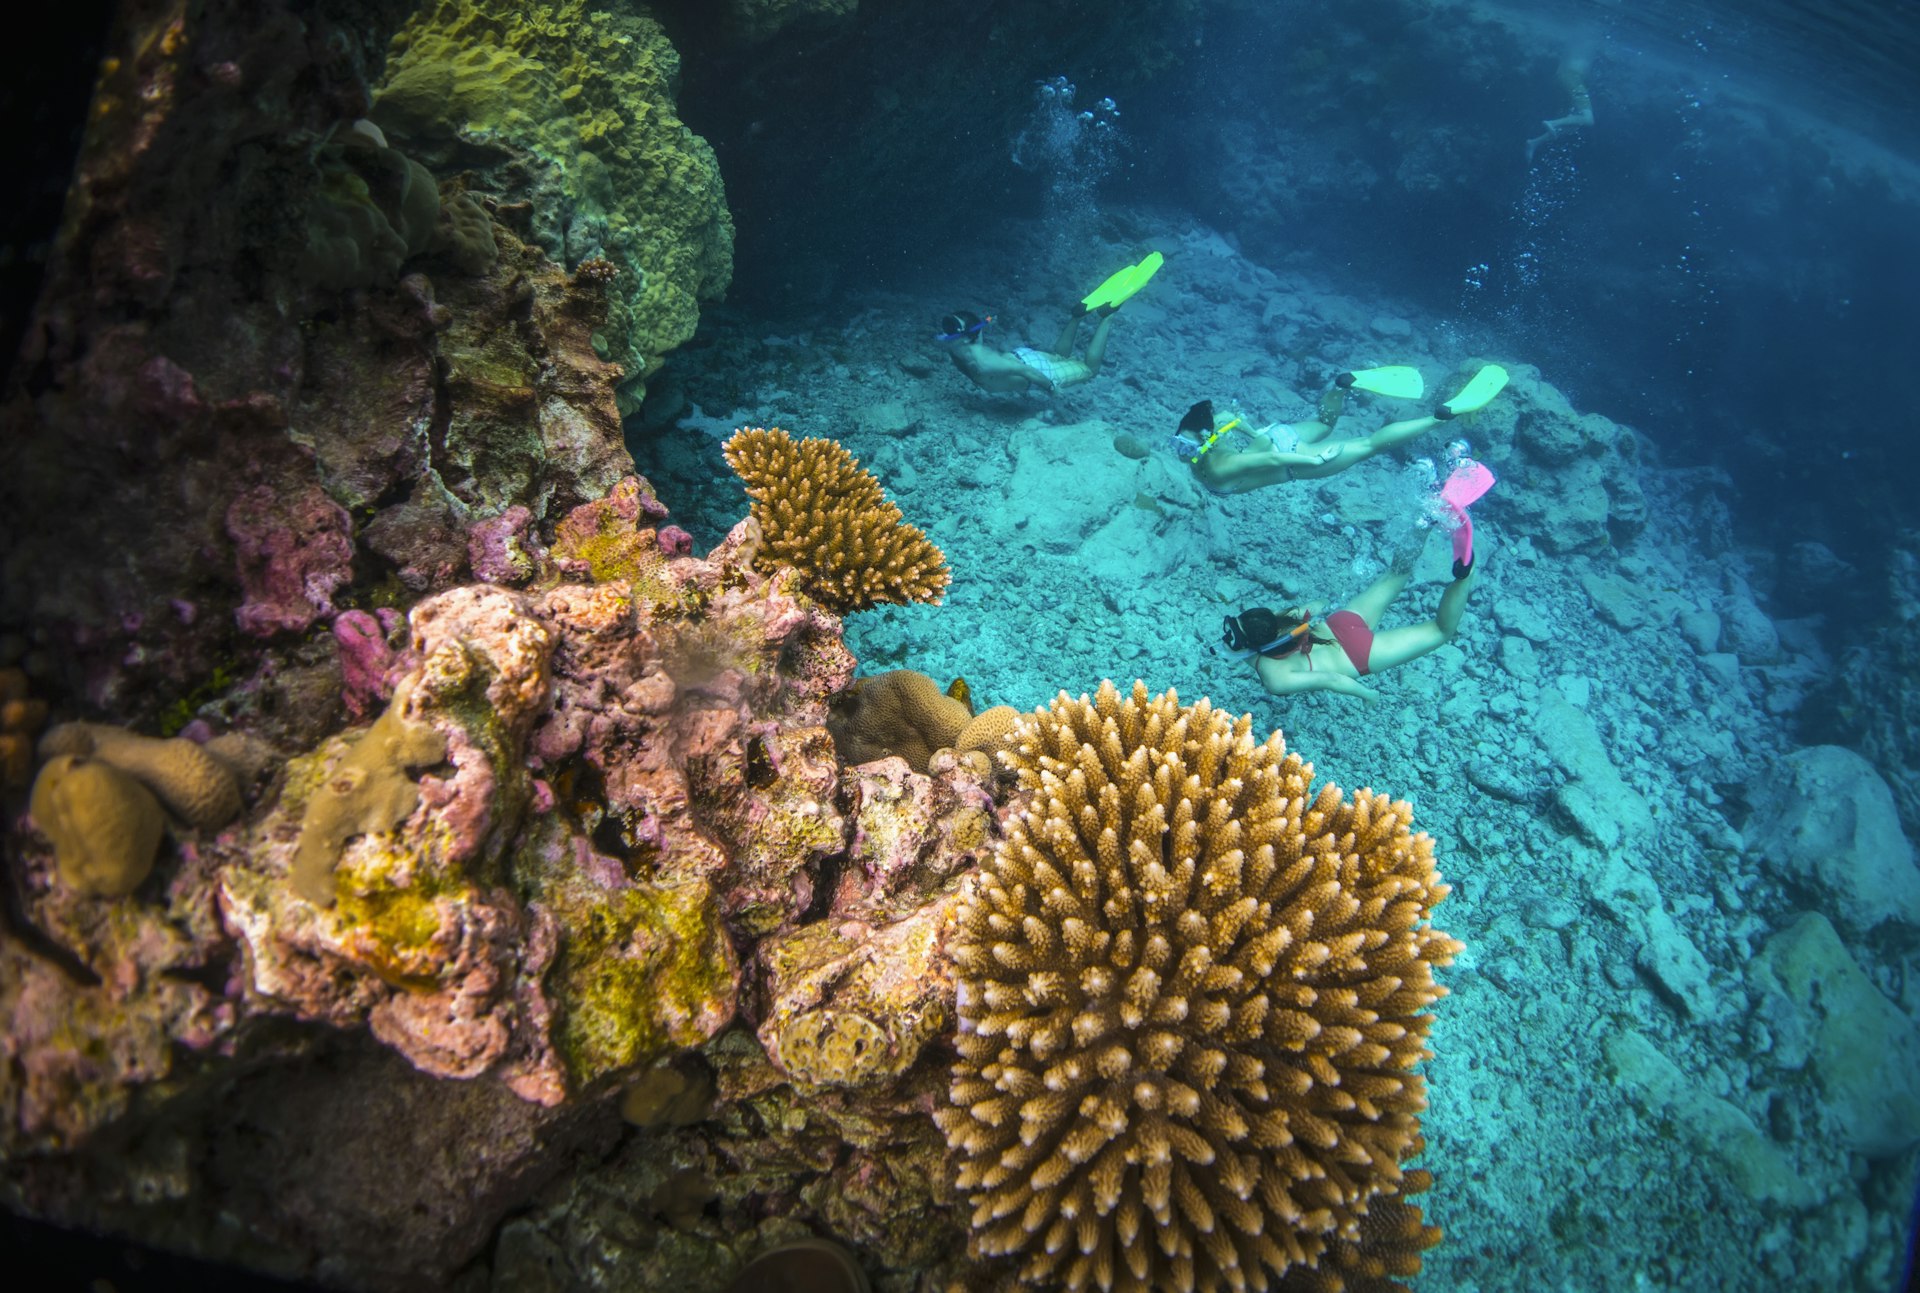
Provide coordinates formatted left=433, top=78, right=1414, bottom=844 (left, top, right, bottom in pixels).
left=1178, top=364, right=1509, bottom=495
left=1221, top=462, right=1494, bottom=703
left=936, top=252, right=1162, bottom=394
left=1526, top=58, right=1594, bottom=163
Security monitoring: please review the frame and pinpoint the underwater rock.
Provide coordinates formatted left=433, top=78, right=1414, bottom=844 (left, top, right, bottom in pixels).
left=1752, top=913, right=1920, bottom=1160
left=1742, top=744, right=1920, bottom=936
left=371, top=0, right=734, bottom=415
left=1531, top=687, right=1655, bottom=848
left=1606, top=1030, right=1818, bottom=1209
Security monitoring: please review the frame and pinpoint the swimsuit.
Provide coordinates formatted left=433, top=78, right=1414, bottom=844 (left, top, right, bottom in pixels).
left=1013, top=347, right=1093, bottom=389
left=1324, top=610, right=1374, bottom=675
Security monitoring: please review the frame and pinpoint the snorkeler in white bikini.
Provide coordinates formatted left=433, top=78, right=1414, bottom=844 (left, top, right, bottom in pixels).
left=1175, top=363, right=1509, bottom=494
left=936, top=252, right=1162, bottom=394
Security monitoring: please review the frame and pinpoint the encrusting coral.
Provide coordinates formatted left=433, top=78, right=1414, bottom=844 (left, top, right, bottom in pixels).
left=936, top=681, right=1460, bottom=1293
left=288, top=681, right=450, bottom=906
left=724, top=427, right=950, bottom=614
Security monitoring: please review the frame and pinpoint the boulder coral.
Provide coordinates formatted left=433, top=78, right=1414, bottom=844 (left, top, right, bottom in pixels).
left=27, top=755, right=166, bottom=898
left=372, top=0, right=734, bottom=414
left=938, top=682, right=1459, bottom=1292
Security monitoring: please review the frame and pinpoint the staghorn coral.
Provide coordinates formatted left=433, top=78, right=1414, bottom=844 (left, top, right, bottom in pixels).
left=724, top=427, right=950, bottom=614
left=937, top=681, right=1461, bottom=1293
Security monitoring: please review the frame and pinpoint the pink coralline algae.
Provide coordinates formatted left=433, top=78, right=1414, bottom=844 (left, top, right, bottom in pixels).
left=332, top=608, right=405, bottom=717
left=225, top=483, right=356, bottom=639
left=468, top=505, right=541, bottom=585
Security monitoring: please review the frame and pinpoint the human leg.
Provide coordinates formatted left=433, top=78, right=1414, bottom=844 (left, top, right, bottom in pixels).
left=1080, top=311, right=1117, bottom=373
left=1050, top=315, right=1083, bottom=356
left=1360, top=414, right=1443, bottom=455
left=1364, top=568, right=1476, bottom=673
left=1342, top=564, right=1414, bottom=629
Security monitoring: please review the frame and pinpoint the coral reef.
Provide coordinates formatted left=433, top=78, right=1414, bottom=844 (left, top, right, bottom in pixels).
left=0, top=667, right=48, bottom=786
left=725, top=427, right=951, bottom=614
left=0, top=0, right=638, bottom=732
left=937, top=681, right=1459, bottom=1293
left=371, top=0, right=734, bottom=414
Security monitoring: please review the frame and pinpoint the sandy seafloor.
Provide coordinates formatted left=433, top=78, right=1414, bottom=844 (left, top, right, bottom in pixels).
left=629, top=209, right=1918, bottom=1293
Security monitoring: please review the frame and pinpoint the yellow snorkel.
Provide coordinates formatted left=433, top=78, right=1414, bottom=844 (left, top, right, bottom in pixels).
left=1188, top=416, right=1241, bottom=462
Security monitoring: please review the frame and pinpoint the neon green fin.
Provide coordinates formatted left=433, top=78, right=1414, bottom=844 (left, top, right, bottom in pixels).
left=1440, top=364, right=1510, bottom=416
left=1081, top=251, right=1163, bottom=312
left=1345, top=365, right=1425, bottom=399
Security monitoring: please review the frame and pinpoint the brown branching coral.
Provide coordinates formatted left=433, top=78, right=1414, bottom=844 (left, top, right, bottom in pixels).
left=937, top=681, right=1462, bottom=1293
left=723, top=426, right=950, bottom=613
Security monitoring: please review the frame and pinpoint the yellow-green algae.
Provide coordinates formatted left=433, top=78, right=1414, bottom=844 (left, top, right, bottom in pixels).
left=516, top=817, right=735, bottom=1088
left=548, top=483, right=672, bottom=595
left=274, top=720, right=479, bottom=990
left=373, top=0, right=733, bottom=413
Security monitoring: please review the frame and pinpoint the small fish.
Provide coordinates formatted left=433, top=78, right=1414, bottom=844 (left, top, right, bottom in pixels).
left=947, top=677, right=974, bottom=713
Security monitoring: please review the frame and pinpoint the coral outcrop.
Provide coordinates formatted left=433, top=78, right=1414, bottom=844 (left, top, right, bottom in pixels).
left=372, top=0, right=734, bottom=414
left=937, top=681, right=1459, bottom=1293
left=827, top=667, right=1021, bottom=774
left=725, top=427, right=951, bottom=614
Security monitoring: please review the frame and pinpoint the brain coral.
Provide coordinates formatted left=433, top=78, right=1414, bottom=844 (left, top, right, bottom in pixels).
left=724, top=427, right=950, bottom=614
left=372, top=0, right=733, bottom=413
left=937, top=681, right=1460, bottom=1293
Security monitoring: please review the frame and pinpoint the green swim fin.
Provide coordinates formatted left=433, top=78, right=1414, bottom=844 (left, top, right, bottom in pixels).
left=1080, top=251, right=1164, bottom=312
left=1436, top=364, right=1510, bottom=419
left=1341, top=365, right=1425, bottom=399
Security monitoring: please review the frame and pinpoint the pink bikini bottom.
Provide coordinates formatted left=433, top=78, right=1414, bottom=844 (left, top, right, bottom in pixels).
left=1324, top=609, right=1374, bottom=676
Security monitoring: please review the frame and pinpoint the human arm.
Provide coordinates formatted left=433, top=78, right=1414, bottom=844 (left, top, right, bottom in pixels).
left=1254, top=658, right=1381, bottom=702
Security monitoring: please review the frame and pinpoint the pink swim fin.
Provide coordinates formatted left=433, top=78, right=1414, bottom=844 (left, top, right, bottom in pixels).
left=1438, top=462, right=1496, bottom=571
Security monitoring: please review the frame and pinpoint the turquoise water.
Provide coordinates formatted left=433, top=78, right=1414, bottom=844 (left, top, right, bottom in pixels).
left=626, top=2, right=1920, bottom=1287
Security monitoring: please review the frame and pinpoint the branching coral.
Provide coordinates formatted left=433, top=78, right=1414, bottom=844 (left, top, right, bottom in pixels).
left=724, top=427, right=949, bottom=614
left=936, top=681, right=1461, bottom=1293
